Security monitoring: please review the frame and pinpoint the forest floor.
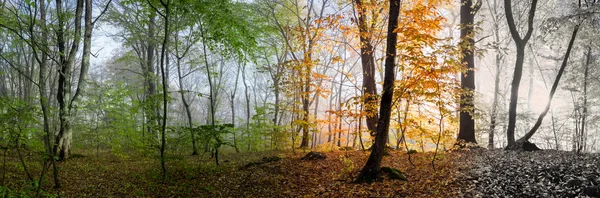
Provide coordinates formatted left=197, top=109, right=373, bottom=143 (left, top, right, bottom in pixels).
left=467, top=148, right=600, bottom=197
left=1, top=147, right=599, bottom=197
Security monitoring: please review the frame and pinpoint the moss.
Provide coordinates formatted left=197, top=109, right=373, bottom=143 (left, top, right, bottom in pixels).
left=381, top=167, right=407, bottom=181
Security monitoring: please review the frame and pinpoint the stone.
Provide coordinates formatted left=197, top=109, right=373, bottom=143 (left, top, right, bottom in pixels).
left=381, top=167, right=407, bottom=181
left=522, top=141, right=541, bottom=151
left=584, top=185, right=600, bottom=197
left=301, top=151, right=327, bottom=160
left=565, top=178, right=583, bottom=188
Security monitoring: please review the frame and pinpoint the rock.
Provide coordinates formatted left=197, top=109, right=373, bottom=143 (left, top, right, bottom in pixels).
left=70, top=153, right=86, bottom=158
left=381, top=167, right=407, bottom=181
left=241, top=156, right=282, bottom=169
left=584, top=185, right=600, bottom=197
left=301, top=151, right=326, bottom=160
left=262, top=156, right=282, bottom=162
left=340, top=146, right=354, bottom=151
left=522, top=141, right=541, bottom=151
left=565, top=178, right=583, bottom=188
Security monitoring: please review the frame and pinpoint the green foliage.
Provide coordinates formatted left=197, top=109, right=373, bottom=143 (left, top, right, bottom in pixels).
left=240, top=105, right=289, bottom=151
left=190, top=0, right=259, bottom=60
left=0, top=97, right=43, bottom=152
left=73, top=81, right=145, bottom=155
left=338, top=155, right=355, bottom=178
left=193, top=124, right=234, bottom=154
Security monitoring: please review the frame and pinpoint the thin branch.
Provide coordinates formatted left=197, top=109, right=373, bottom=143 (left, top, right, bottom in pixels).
left=92, top=0, right=113, bottom=25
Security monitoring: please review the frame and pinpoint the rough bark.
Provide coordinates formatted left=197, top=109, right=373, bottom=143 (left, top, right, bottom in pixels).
left=457, top=0, right=481, bottom=146
left=488, top=0, right=503, bottom=148
left=356, top=0, right=400, bottom=183
left=54, top=0, right=83, bottom=160
left=354, top=0, right=379, bottom=137
left=144, top=13, right=158, bottom=140
left=578, top=45, right=591, bottom=152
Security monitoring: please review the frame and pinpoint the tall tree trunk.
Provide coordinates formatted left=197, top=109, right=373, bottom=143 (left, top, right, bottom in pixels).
left=242, top=62, right=251, bottom=151
left=312, top=91, right=320, bottom=148
left=356, top=0, right=400, bottom=183
left=457, top=0, right=481, bottom=146
left=354, top=0, right=379, bottom=138
left=145, top=13, right=158, bottom=141
left=272, top=63, right=281, bottom=149
left=32, top=0, right=59, bottom=188
left=299, top=76, right=311, bottom=148
left=513, top=23, right=579, bottom=147
left=488, top=9, right=502, bottom=148
left=230, top=62, right=241, bottom=153
left=176, top=57, right=197, bottom=155
left=54, top=0, right=83, bottom=160
left=155, top=0, right=171, bottom=180
left=504, top=0, right=537, bottom=148
left=579, top=45, right=590, bottom=152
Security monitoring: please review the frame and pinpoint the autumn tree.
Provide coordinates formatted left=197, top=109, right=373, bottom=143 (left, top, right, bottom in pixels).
left=356, top=0, right=400, bottom=183
left=353, top=0, right=384, bottom=137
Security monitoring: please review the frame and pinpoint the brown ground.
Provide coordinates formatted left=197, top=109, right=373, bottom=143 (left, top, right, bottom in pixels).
left=1, top=148, right=475, bottom=197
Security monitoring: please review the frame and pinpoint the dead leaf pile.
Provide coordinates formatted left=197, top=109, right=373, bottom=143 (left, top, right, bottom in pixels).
left=467, top=149, right=600, bottom=197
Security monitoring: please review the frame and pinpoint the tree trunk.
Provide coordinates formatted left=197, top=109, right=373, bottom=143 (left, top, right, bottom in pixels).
left=457, top=0, right=480, bottom=146
left=176, top=57, right=197, bottom=155
left=356, top=0, right=400, bottom=183
left=579, top=45, right=590, bottom=152
left=242, top=61, right=251, bottom=151
left=157, top=0, right=170, bottom=180
left=230, top=63, right=242, bottom=153
left=354, top=0, right=379, bottom=138
left=511, top=23, right=579, bottom=149
left=299, top=80, right=311, bottom=148
left=145, top=13, right=158, bottom=141
left=504, top=0, right=538, bottom=148
left=54, top=0, right=83, bottom=160
left=489, top=15, right=502, bottom=149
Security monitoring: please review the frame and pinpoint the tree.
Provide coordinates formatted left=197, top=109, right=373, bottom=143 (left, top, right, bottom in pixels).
left=356, top=0, right=400, bottom=183
left=505, top=0, right=589, bottom=150
left=483, top=0, right=508, bottom=149
left=456, top=0, right=481, bottom=146
left=504, top=0, right=538, bottom=148
left=511, top=18, right=581, bottom=149
left=353, top=0, right=382, bottom=138
left=148, top=0, right=170, bottom=180
left=105, top=0, right=160, bottom=143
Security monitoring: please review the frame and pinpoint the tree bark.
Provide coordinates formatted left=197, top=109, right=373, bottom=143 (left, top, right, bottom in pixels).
left=156, top=0, right=170, bottom=180
left=488, top=2, right=503, bottom=148
left=54, top=0, right=83, bottom=160
left=356, top=0, right=400, bottom=183
left=578, top=45, right=590, bottom=152
left=354, top=0, right=379, bottom=138
left=230, top=62, right=241, bottom=153
left=145, top=13, right=158, bottom=141
left=504, top=0, right=537, bottom=148
left=457, top=0, right=481, bottom=146
left=512, top=23, right=579, bottom=148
